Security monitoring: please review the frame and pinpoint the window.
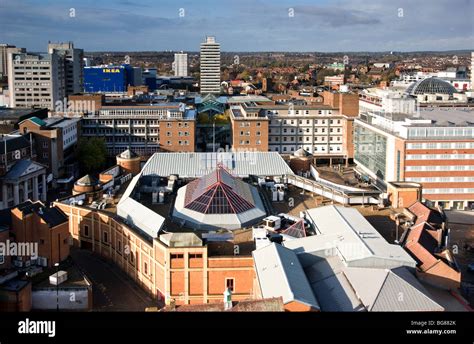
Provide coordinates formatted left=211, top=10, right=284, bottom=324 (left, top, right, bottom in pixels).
left=144, top=262, right=148, bottom=275
left=226, top=278, right=235, bottom=292
left=103, top=231, right=108, bottom=243
left=166, top=122, right=172, bottom=128
left=171, top=254, right=184, bottom=259
left=42, top=141, right=48, bottom=148
left=189, top=253, right=202, bottom=259
left=84, top=225, right=89, bottom=237
left=40, top=239, right=45, bottom=244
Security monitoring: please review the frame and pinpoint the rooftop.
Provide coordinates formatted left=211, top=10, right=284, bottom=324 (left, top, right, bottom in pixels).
left=16, top=201, right=68, bottom=228
left=285, top=205, right=416, bottom=268
left=253, top=243, right=320, bottom=310
left=141, top=152, right=294, bottom=179
left=406, top=77, right=458, bottom=96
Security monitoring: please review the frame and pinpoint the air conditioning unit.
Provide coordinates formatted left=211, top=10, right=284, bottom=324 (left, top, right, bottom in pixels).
left=37, top=257, right=48, bottom=267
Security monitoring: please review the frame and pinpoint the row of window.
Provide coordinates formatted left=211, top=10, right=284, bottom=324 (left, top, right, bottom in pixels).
left=239, top=122, right=262, bottom=127
left=239, top=140, right=262, bottom=145
left=270, top=136, right=342, bottom=142
left=272, top=127, right=342, bottom=134
left=81, top=225, right=235, bottom=290
left=406, top=165, right=474, bottom=171
left=407, top=142, right=474, bottom=149
left=424, top=188, right=474, bottom=194
left=270, top=119, right=341, bottom=125
left=406, top=177, right=474, bottom=183
left=408, top=127, right=474, bottom=138
left=270, top=145, right=342, bottom=152
left=406, top=154, right=474, bottom=160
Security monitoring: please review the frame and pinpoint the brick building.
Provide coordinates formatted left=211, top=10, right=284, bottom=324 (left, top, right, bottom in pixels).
left=10, top=201, right=70, bottom=267
left=229, top=91, right=358, bottom=165
left=354, top=108, right=474, bottom=210
left=81, top=104, right=196, bottom=156
left=18, top=116, right=81, bottom=180
left=54, top=201, right=257, bottom=305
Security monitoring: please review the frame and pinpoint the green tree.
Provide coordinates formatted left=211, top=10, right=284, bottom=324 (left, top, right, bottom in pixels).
left=77, top=137, right=107, bottom=174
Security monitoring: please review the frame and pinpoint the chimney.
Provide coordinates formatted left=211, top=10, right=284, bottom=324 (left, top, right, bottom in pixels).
left=223, top=287, right=232, bottom=310
left=169, top=299, right=176, bottom=311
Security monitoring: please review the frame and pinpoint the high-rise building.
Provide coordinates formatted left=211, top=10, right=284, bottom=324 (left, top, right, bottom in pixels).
left=0, top=44, right=25, bottom=78
left=7, top=50, right=65, bottom=110
left=471, top=52, right=474, bottom=91
left=48, top=42, right=84, bottom=95
left=173, top=52, right=188, bottom=77
left=200, top=36, right=221, bottom=94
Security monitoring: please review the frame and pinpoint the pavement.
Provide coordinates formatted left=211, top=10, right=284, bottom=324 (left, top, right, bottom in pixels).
left=70, top=248, right=160, bottom=311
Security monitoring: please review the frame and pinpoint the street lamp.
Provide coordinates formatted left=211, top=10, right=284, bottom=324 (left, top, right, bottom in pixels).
left=54, top=262, right=59, bottom=311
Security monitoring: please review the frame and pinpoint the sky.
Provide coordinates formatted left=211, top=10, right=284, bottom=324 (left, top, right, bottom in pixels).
left=0, top=0, right=473, bottom=52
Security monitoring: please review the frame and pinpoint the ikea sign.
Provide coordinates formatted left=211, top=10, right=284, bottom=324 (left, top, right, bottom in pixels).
left=102, top=68, right=121, bottom=73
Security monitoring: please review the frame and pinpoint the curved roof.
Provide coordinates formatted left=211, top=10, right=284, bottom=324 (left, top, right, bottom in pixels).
left=406, top=77, right=457, bottom=96
left=184, top=166, right=255, bottom=214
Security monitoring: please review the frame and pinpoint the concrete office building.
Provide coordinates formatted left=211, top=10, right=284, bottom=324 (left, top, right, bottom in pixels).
left=200, top=36, right=221, bottom=94
left=359, top=88, right=417, bottom=116
left=354, top=108, right=474, bottom=210
left=81, top=103, right=196, bottom=156
left=471, top=52, right=474, bottom=91
left=7, top=51, right=65, bottom=110
left=0, top=44, right=25, bottom=78
left=48, top=42, right=84, bottom=95
left=173, top=52, right=188, bottom=77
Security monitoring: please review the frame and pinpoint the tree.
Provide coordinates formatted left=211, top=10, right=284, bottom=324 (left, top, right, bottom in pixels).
left=77, top=137, right=107, bottom=174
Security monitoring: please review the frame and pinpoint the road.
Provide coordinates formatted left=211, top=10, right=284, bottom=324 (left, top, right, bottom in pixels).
left=71, top=248, right=159, bottom=311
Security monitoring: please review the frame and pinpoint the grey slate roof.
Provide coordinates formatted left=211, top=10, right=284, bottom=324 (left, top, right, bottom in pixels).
left=141, top=152, right=294, bottom=178
left=0, top=135, right=31, bottom=153
left=16, top=201, right=68, bottom=228
left=362, top=267, right=444, bottom=312
left=3, top=159, right=45, bottom=180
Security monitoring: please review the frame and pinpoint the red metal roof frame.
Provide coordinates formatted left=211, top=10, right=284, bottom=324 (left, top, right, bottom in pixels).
left=184, top=166, right=255, bottom=214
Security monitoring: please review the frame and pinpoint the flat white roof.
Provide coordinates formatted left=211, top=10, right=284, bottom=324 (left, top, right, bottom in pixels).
left=290, top=205, right=416, bottom=268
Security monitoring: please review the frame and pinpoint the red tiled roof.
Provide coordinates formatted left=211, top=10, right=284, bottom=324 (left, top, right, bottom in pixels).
left=408, top=201, right=443, bottom=226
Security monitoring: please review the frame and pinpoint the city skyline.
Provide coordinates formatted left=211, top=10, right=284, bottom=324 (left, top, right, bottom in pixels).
left=1, top=0, right=473, bottom=52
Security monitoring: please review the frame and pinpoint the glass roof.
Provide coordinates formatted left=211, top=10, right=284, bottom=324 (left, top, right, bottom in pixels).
left=184, top=166, right=255, bottom=214
left=406, top=77, right=457, bottom=96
